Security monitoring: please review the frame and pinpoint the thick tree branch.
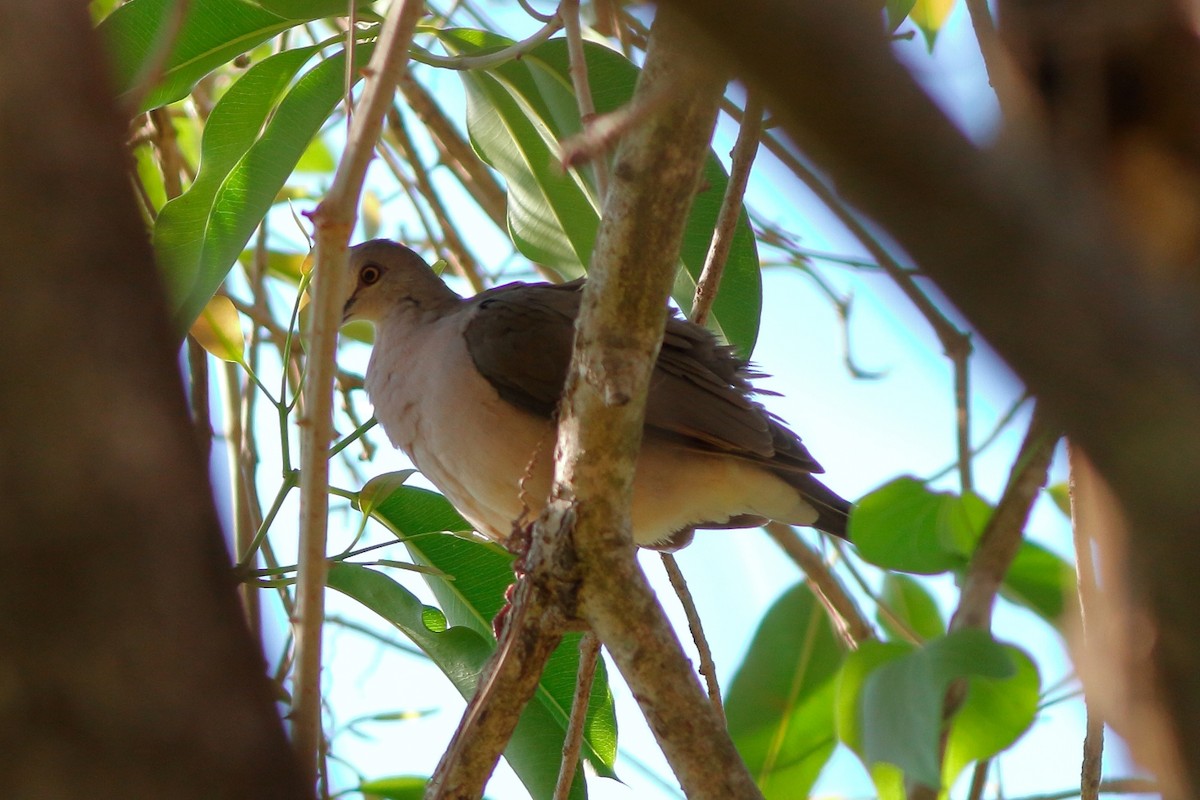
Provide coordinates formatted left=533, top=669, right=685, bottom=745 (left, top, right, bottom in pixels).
left=544, top=9, right=763, bottom=796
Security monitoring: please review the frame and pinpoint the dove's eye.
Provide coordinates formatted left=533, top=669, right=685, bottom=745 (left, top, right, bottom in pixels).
left=360, top=264, right=383, bottom=286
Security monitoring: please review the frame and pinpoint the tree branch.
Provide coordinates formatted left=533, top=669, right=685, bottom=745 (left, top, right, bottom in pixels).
left=544, top=8, right=763, bottom=796
left=296, top=0, right=424, bottom=785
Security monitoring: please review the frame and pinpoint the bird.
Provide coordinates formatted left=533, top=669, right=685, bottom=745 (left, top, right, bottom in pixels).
left=342, top=239, right=852, bottom=550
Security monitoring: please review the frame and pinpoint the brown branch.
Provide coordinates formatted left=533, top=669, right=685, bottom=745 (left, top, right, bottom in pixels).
left=951, top=405, right=1060, bottom=632
left=398, top=75, right=509, bottom=231
left=0, top=0, right=305, bottom=795
left=296, top=0, right=425, bottom=785
left=660, top=553, right=726, bottom=720
left=765, top=523, right=874, bottom=647
left=545, top=8, right=763, bottom=795
left=427, top=547, right=570, bottom=798
left=692, top=94, right=763, bottom=327
left=384, top=106, right=486, bottom=292
left=555, top=632, right=601, bottom=800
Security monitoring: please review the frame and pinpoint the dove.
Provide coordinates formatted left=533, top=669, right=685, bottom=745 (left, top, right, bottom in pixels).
left=343, top=239, right=851, bottom=550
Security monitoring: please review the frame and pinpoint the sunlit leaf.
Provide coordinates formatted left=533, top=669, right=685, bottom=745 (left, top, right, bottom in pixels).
left=910, top=0, right=957, bottom=50
left=99, top=0, right=379, bottom=112
left=727, top=582, right=845, bottom=798
left=884, top=0, right=918, bottom=31
left=878, top=573, right=945, bottom=641
left=440, top=29, right=763, bottom=357
left=1000, top=540, right=1076, bottom=622
left=154, top=42, right=373, bottom=333
left=189, top=294, right=245, bottom=362
left=358, top=470, right=418, bottom=516
left=850, top=477, right=991, bottom=574
left=859, top=630, right=1013, bottom=787
left=943, top=645, right=1040, bottom=785
left=101, top=0, right=298, bottom=112
left=359, top=775, right=428, bottom=800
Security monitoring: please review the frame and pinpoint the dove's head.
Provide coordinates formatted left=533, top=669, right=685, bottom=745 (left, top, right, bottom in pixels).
left=343, top=239, right=461, bottom=324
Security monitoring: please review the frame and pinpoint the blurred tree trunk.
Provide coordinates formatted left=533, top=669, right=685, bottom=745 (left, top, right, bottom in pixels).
left=0, top=2, right=306, bottom=797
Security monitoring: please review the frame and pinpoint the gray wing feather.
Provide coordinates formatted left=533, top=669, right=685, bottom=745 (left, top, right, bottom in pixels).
left=462, top=280, right=824, bottom=474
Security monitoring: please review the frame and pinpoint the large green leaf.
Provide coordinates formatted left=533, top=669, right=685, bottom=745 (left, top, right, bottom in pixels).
left=726, top=582, right=845, bottom=799
left=834, top=640, right=911, bottom=800
left=98, top=0, right=376, bottom=112
left=942, top=645, right=1039, bottom=786
left=364, top=485, right=618, bottom=780
left=850, top=477, right=991, bottom=574
left=440, top=29, right=763, bottom=356
left=878, top=573, right=945, bottom=641
left=838, top=630, right=1033, bottom=791
left=154, top=42, right=372, bottom=333
left=328, top=564, right=588, bottom=800
left=1000, top=540, right=1076, bottom=623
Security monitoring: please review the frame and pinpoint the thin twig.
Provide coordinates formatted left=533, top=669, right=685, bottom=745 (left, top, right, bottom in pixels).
left=398, top=75, right=508, bottom=230
left=660, top=554, right=725, bottom=721
left=692, top=94, right=763, bottom=326
left=765, top=523, right=873, bottom=646
left=385, top=106, right=486, bottom=292
left=294, top=0, right=426, bottom=786
left=1005, top=778, right=1159, bottom=800
left=1069, top=442, right=1105, bottom=800
left=967, top=759, right=991, bottom=800
left=410, top=14, right=562, bottom=71
left=561, top=0, right=608, bottom=199
left=554, top=632, right=600, bottom=800
left=729, top=100, right=977, bottom=481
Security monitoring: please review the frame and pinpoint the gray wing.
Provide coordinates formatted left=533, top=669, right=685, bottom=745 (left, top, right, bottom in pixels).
left=462, top=280, right=824, bottom=474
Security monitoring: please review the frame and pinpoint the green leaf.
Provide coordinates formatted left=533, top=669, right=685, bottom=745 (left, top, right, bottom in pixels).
left=942, top=645, right=1039, bottom=785
left=884, top=0, right=918, bottom=31
left=98, top=0, right=379, bottom=112
left=328, top=564, right=589, bottom=800
left=364, top=485, right=618, bottom=780
left=727, top=582, right=846, bottom=799
left=878, top=573, right=945, bottom=641
left=359, top=775, right=428, bottom=800
left=154, top=42, right=372, bottom=333
left=1000, top=541, right=1076, bottom=622
left=189, top=294, right=245, bottom=362
left=859, top=630, right=1013, bottom=788
left=850, top=477, right=991, bottom=574
left=100, top=0, right=293, bottom=112
left=440, top=29, right=763, bottom=357
left=1046, top=482, right=1071, bottom=517
left=910, top=0, right=957, bottom=50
